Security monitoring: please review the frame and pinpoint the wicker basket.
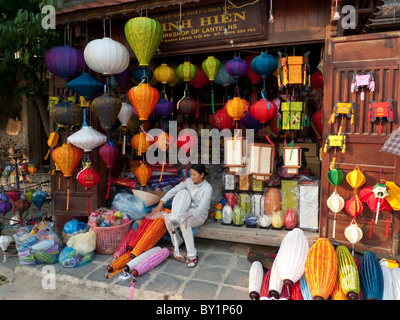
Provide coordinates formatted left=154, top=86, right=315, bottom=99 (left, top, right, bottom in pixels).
left=89, top=220, right=133, bottom=255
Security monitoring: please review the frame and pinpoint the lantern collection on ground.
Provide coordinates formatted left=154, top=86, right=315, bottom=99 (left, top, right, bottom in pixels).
left=1, top=14, right=399, bottom=301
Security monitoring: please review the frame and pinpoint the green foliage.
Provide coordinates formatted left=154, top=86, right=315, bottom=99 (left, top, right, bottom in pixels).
left=0, top=0, right=62, bottom=94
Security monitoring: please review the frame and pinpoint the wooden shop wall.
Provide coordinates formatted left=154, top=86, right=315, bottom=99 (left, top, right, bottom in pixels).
left=321, top=31, right=400, bottom=256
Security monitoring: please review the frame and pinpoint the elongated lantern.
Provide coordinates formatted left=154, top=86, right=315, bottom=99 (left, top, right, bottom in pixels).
left=135, top=162, right=153, bottom=187
left=52, top=143, right=83, bottom=210
left=131, top=247, right=170, bottom=277
left=249, top=261, right=264, bottom=300
left=276, top=228, right=309, bottom=291
left=202, top=56, right=221, bottom=114
left=77, top=166, right=100, bottom=216
left=118, top=102, right=135, bottom=155
left=305, top=238, right=338, bottom=300
left=92, top=94, right=122, bottom=131
left=360, top=251, right=384, bottom=300
left=336, top=245, right=360, bottom=300
left=381, top=264, right=394, bottom=300
left=84, top=37, right=130, bottom=76
left=391, top=267, right=400, bottom=300
left=99, top=142, right=119, bottom=199
left=268, top=259, right=283, bottom=299
left=124, top=246, right=162, bottom=273
left=128, top=83, right=160, bottom=121
left=124, top=17, right=163, bottom=68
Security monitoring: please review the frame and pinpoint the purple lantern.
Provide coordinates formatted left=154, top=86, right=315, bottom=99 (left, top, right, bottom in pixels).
left=0, top=201, right=12, bottom=216
left=225, top=56, right=248, bottom=80
left=154, top=98, right=174, bottom=118
left=114, top=68, right=131, bottom=91
left=240, top=110, right=261, bottom=130
left=45, top=45, right=85, bottom=82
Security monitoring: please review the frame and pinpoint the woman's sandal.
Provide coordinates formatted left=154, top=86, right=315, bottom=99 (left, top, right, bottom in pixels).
left=187, top=257, right=198, bottom=268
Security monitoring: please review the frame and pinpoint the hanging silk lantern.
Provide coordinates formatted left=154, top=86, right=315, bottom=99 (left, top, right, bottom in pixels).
left=67, top=125, right=106, bottom=153
left=154, top=98, right=174, bottom=118
left=311, top=70, right=324, bottom=92
left=77, top=166, right=101, bottom=216
left=99, top=142, right=119, bottom=199
left=128, top=83, right=160, bottom=121
left=248, top=261, right=264, bottom=300
left=346, top=166, right=366, bottom=189
left=32, top=191, right=46, bottom=211
left=225, top=56, right=248, bottom=80
left=240, top=110, right=261, bottom=130
left=49, top=100, right=83, bottom=127
left=118, top=102, right=135, bottom=155
left=14, top=198, right=30, bottom=224
left=245, top=53, right=261, bottom=85
left=178, top=96, right=197, bottom=118
left=132, top=67, right=153, bottom=84
left=84, top=37, right=130, bottom=76
left=202, top=56, right=221, bottom=114
left=92, top=94, right=122, bottom=131
left=176, top=61, right=197, bottom=82
left=344, top=220, right=363, bottom=255
left=124, top=17, right=163, bottom=68
left=132, top=133, right=154, bottom=156
left=154, top=63, right=176, bottom=85
left=275, top=228, right=309, bottom=292
left=211, top=107, right=234, bottom=130
left=250, top=99, right=277, bottom=124
left=135, top=163, right=153, bottom=187
left=214, top=61, right=236, bottom=88
left=345, top=194, right=364, bottom=219
left=45, top=45, right=85, bottom=82
left=305, top=238, right=338, bottom=300
left=225, top=97, right=249, bottom=121
left=250, top=51, right=278, bottom=80
left=113, top=68, right=131, bottom=91
left=52, top=143, right=83, bottom=210
left=66, top=72, right=105, bottom=101
left=327, top=190, right=345, bottom=238
left=360, top=251, right=384, bottom=300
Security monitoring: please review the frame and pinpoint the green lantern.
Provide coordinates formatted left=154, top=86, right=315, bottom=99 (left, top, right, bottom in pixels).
left=327, top=167, right=344, bottom=187
left=124, top=17, right=163, bottom=68
left=202, top=56, right=221, bottom=114
left=176, top=61, right=197, bottom=82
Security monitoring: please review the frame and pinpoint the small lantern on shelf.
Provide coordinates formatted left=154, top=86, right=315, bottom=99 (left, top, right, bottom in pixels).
left=248, top=143, right=275, bottom=181
left=282, top=146, right=302, bottom=175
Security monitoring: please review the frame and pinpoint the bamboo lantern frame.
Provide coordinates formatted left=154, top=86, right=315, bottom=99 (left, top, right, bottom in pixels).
left=248, top=143, right=275, bottom=181
left=224, top=136, right=247, bottom=174
left=283, top=146, right=302, bottom=174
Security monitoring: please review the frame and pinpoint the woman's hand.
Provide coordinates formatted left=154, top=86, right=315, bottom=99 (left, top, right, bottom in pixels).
left=151, top=201, right=164, bottom=215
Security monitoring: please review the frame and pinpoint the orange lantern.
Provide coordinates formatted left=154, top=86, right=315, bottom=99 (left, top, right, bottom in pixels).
left=132, top=132, right=154, bottom=156
left=135, top=162, right=153, bottom=187
left=128, top=83, right=160, bottom=121
left=305, top=238, right=338, bottom=300
left=154, top=131, right=173, bottom=182
left=52, top=143, right=83, bottom=210
left=225, top=97, right=249, bottom=121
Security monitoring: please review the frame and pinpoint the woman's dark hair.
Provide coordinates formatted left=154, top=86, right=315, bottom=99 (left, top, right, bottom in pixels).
left=190, top=164, right=206, bottom=176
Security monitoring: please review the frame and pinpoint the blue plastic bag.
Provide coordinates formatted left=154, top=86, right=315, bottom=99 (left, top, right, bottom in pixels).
left=111, top=192, right=150, bottom=220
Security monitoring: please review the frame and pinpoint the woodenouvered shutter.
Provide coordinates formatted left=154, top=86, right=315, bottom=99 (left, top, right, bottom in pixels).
left=321, top=31, right=400, bottom=256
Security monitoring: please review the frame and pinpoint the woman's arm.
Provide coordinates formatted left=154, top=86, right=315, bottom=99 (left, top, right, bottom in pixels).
left=189, top=183, right=213, bottom=220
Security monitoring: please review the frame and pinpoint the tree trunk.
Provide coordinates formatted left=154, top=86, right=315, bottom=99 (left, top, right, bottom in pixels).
left=32, top=90, right=50, bottom=138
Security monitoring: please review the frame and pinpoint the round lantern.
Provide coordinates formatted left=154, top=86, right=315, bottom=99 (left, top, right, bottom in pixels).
left=132, top=132, right=154, bottom=156
left=176, top=62, right=197, bottom=82
left=225, top=56, right=248, bottom=80
left=77, top=166, right=101, bottom=216
left=305, top=238, right=338, bottom=300
left=49, top=100, right=83, bottom=127
left=211, top=107, right=234, bottom=130
left=177, top=96, right=197, bottom=118
left=154, top=98, right=174, bottom=118
left=45, top=45, right=85, bottom=82
left=118, top=102, right=135, bottom=155
left=99, top=142, right=119, bottom=199
left=214, top=61, right=236, bottom=88
left=92, top=94, right=122, bottom=131
left=240, top=110, right=261, bottom=130
left=135, top=162, right=153, bottom=187
left=84, top=37, right=130, bottom=76
left=327, top=167, right=344, bottom=187
left=67, top=125, right=107, bottom=153
left=311, top=70, right=324, bottom=92
left=346, top=166, right=366, bottom=189
left=250, top=99, right=277, bottom=124
left=327, top=190, right=345, bottom=213
left=250, top=51, right=278, bottom=80
left=344, top=220, right=363, bottom=247
left=132, top=67, right=153, bottom=84
left=225, top=97, right=249, bottom=121
left=124, top=17, right=163, bottom=68
left=128, top=83, right=160, bottom=121
left=154, top=63, right=176, bottom=85
left=202, top=56, right=221, bottom=114
left=14, top=198, right=30, bottom=224
left=0, top=201, right=12, bottom=216
left=66, top=72, right=104, bottom=101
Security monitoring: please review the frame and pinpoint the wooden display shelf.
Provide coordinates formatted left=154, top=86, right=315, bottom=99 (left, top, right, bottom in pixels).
left=196, top=220, right=319, bottom=247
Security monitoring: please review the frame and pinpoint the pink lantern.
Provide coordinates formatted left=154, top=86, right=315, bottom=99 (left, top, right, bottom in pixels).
left=99, top=142, right=119, bottom=199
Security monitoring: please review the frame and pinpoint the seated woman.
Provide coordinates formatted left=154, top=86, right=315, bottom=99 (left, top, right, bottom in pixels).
left=151, top=164, right=212, bottom=268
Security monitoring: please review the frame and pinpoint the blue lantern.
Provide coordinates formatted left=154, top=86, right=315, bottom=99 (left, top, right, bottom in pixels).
left=66, top=72, right=104, bottom=100
left=250, top=52, right=278, bottom=79
left=132, top=67, right=153, bottom=84
left=214, top=61, right=236, bottom=88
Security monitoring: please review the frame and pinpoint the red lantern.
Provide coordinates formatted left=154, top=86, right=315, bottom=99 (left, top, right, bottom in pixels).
left=345, top=195, right=364, bottom=219
left=245, top=53, right=261, bottom=85
left=211, top=107, right=234, bottom=130
left=250, top=99, right=277, bottom=124
left=77, top=167, right=100, bottom=216
left=99, top=142, right=119, bottom=199
left=178, top=96, right=197, bottom=122
left=311, top=70, right=324, bottom=92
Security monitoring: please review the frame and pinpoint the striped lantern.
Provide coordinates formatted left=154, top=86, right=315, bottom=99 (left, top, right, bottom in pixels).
left=260, top=269, right=271, bottom=300
left=249, top=261, right=264, bottom=300
left=124, top=17, right=163, bottom=68
left=305, top=238, right=338, bottom=300
left=125, top=246, right=162, bottom=273
left=268, top=259, right=283, bottom=299
left=128, top=83, right=160, bottom=121
left=360, top=251, right=384, bottom=300
left=92, top=94, right=122, bottom=131
left=131, top=247, right=170, bottom=277
left=176, top=61, right=197, bottom=82
left=299, top=274, right=313, bottom=300
left=135, top=162, right=153, bottom=187
left=381, top=265, right=394, bottom=300
left=84, top=37, right=130, bottom=76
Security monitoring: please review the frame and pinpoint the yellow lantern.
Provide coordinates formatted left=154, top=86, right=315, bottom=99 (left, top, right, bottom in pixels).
left=225, top=97, right=249, bottom=121
left=175, top=61, right=197, bottom=82
left=346, top=166, right=366, bottom=189
left=154, top=63, right=175, bottom=85
left=128, top=83, right=160, bottom=121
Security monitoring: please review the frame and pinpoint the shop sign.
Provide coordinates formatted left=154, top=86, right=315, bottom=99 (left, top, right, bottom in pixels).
left=150, top=0, right=267, bottom=52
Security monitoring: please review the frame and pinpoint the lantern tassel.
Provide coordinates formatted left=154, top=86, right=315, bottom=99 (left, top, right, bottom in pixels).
left=196, top=89, right=200, bottom=118
left=87, top=190, right=91, bottom=217
left=332, top=212, right=336, bottom=238
left=129, top=280, right=136, bottom=300
left=386, top=216, right=390, bottom=238
left=106, top=169, right=111, bottom=199
left=211, top=82, right=215, bottom=114
left=369, top=218, right=374, bottom=239
left=66, top=180, right=70, bottom=211
left=375, top=200, right=381, bottom=224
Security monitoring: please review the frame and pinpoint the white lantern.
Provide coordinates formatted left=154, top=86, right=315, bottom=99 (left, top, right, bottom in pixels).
left=276, top=228, right=309, bottom=289
left=381, top=265, right=394, bottom=300
left=283, top=146, right=302, bottom=174
left=344, top=221, right=363, bottom=255
left=268, top=259, right=283, bottom=299
left=67, top=125, right=107, bottom=152
left=84, top=37, right=130, bottom=76
left=249, top=261, right=264, bottom=300
left=248, top=143, right=275, bottom=181
left=224, top=136, right=246, bottom=174
left=391, top=267, right=400, bottom=300
left=327, top=190, right=345, bottom=238
left=118, top=102, right=134, bottom=155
